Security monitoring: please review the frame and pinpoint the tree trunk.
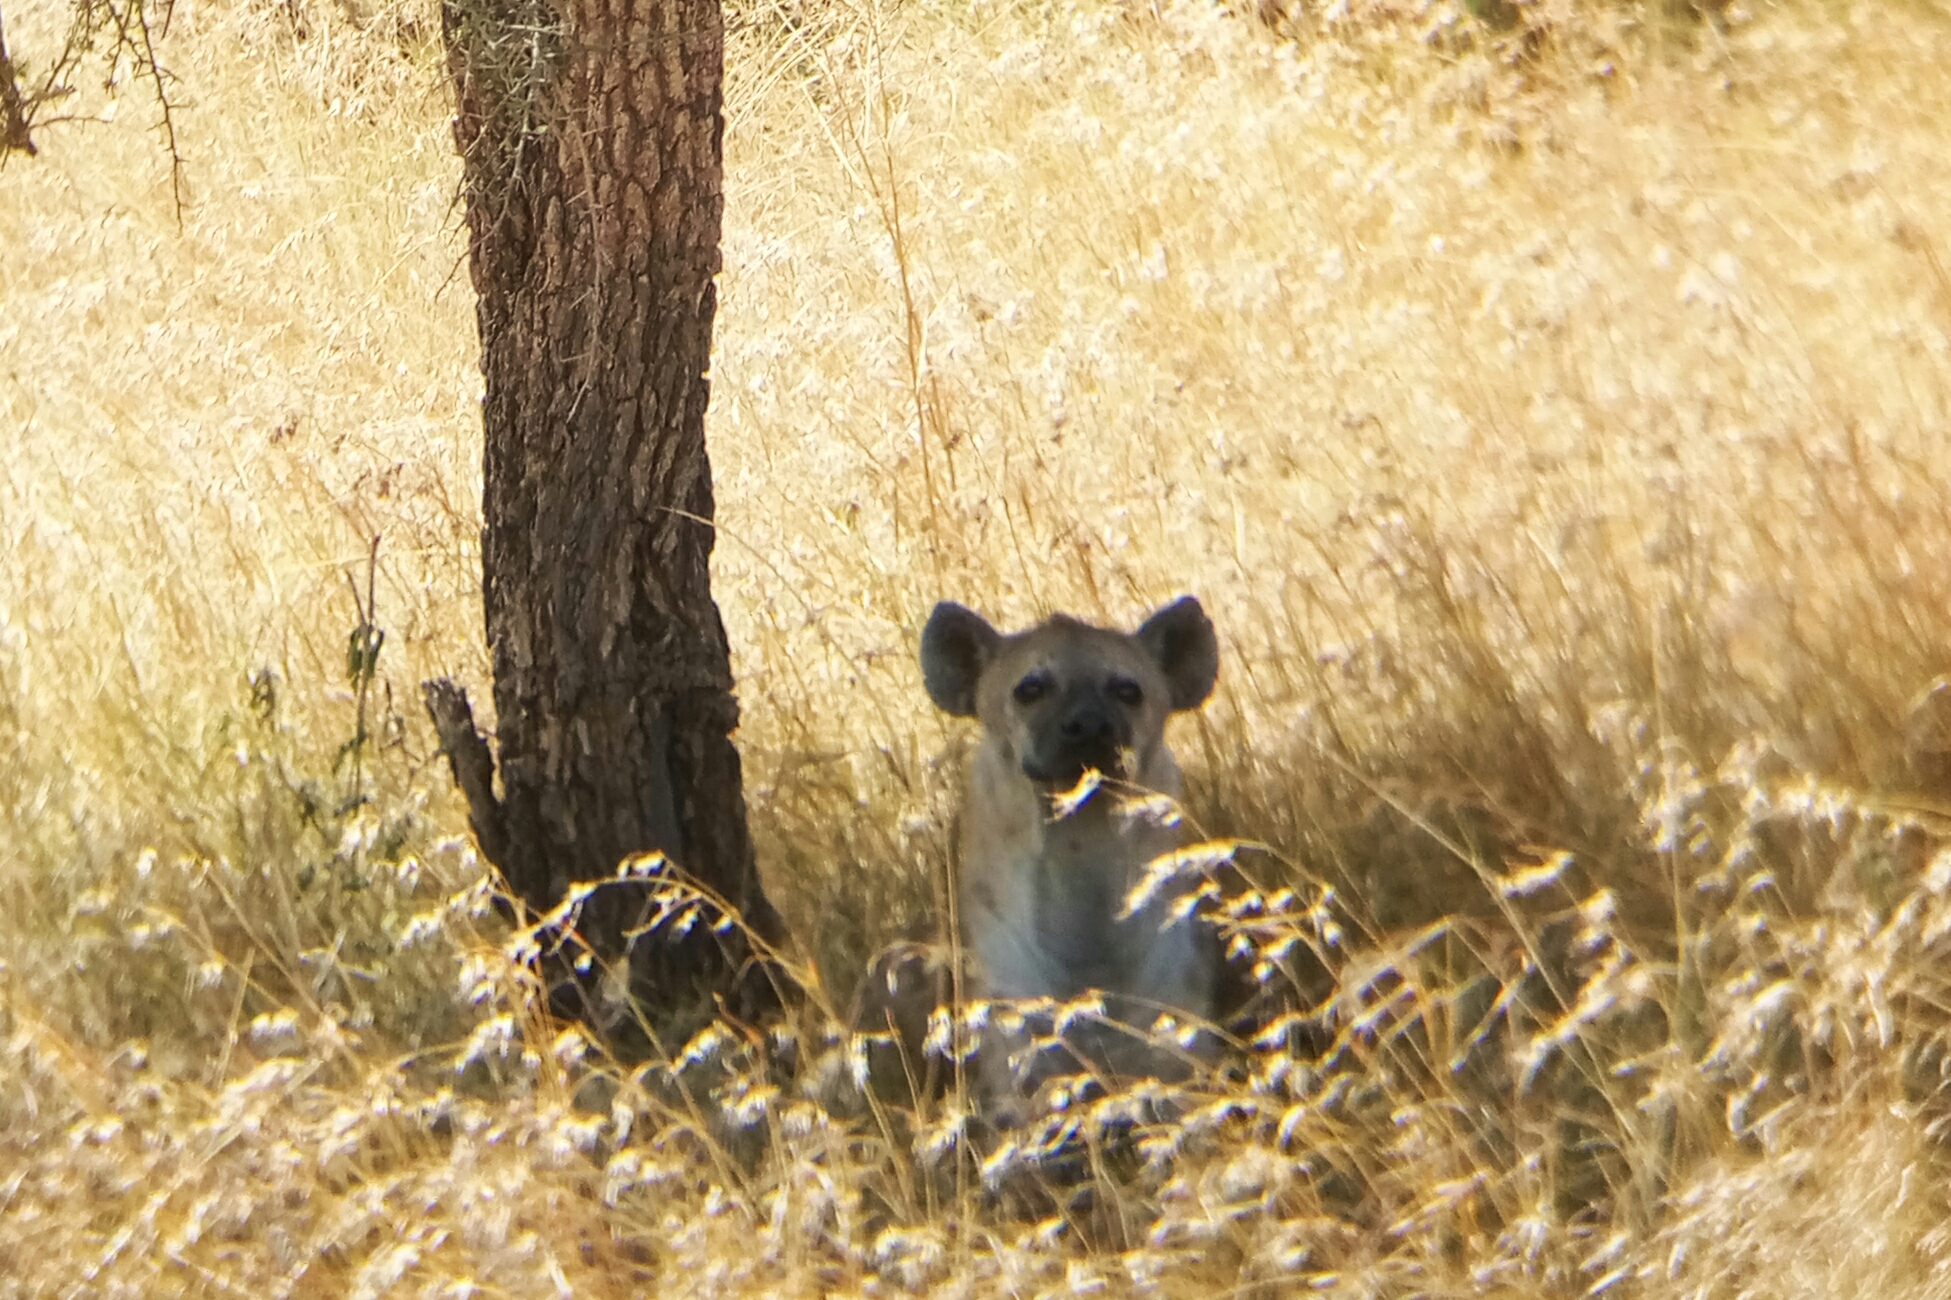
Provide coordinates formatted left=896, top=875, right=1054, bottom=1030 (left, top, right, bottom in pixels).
left=432, top=0, right=788, bottom=1051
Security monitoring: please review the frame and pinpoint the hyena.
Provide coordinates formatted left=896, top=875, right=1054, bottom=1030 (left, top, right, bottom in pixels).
left=918, top=596, right=1224, bottom=1107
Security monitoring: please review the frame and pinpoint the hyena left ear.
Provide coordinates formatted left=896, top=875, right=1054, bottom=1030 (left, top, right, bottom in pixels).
left=1136, top=596, right=1219, bottom=712
left=920, top=602, right=1000, bottom=717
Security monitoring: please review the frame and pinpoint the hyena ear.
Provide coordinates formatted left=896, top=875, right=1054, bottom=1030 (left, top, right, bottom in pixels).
left=920, top=602, right=1000, bottom=718
left=1136, top=596, right=1219, bottom=711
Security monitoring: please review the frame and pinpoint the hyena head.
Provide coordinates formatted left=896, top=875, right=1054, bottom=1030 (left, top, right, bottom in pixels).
left=920, top=597, right=1219, bottom=789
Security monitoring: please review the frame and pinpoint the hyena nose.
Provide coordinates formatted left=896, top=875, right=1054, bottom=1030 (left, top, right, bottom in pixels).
left=1061, top=707, right=1115, bottom=745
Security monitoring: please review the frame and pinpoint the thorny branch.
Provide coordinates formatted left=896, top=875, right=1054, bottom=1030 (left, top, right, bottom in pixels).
left=0, top=3, right=33, bottom=153
left=0, top=0, right=186, bottom=217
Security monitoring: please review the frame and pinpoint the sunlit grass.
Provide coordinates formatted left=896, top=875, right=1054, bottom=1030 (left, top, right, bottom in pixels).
left=5, top=0, right=1951, bottom=1292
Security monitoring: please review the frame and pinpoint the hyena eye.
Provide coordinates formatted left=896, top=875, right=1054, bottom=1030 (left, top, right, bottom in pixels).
left=1013, top=673, right=1052, bottom=705
left=1108, top=677, right=1144, bottom=706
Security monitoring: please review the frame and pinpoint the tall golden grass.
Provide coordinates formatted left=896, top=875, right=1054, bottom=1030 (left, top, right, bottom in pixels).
left=5, top=0, right=1951, bottom=1292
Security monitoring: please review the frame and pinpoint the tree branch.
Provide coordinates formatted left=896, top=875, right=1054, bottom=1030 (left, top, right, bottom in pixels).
left=0, top=4, right=35, bottom=154
left=421, top=677, right=509, bottom=868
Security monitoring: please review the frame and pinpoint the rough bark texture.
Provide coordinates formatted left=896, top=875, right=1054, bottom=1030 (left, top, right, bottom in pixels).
left=436, top=0, right=787, bottom=1049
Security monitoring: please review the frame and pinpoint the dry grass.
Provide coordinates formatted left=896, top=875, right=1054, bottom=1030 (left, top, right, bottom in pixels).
left=7, top=0, right=1951, bottom=1292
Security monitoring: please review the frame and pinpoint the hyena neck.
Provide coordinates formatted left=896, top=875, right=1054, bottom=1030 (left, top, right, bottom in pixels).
left=1038, top=790, right=1174, bottom=872
left=978, top=737, right=1185, bottom=864
left=1044, top=744, right=1184, bottom=889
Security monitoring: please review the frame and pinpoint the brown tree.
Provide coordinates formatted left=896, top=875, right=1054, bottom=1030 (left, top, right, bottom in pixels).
left=427, top=0, right=789, bottom=1051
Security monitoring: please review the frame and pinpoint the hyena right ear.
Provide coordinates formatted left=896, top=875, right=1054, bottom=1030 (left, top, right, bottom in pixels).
left=920, top=602, right=1000, bottom=717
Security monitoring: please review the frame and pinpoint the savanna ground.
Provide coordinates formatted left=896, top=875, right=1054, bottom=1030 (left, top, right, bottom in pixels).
left=5, top=0, right=1951, bottom=1292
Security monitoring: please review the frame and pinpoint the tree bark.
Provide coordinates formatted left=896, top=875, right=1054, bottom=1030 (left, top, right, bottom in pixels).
left=435, top=0, right=788, bottom=1050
